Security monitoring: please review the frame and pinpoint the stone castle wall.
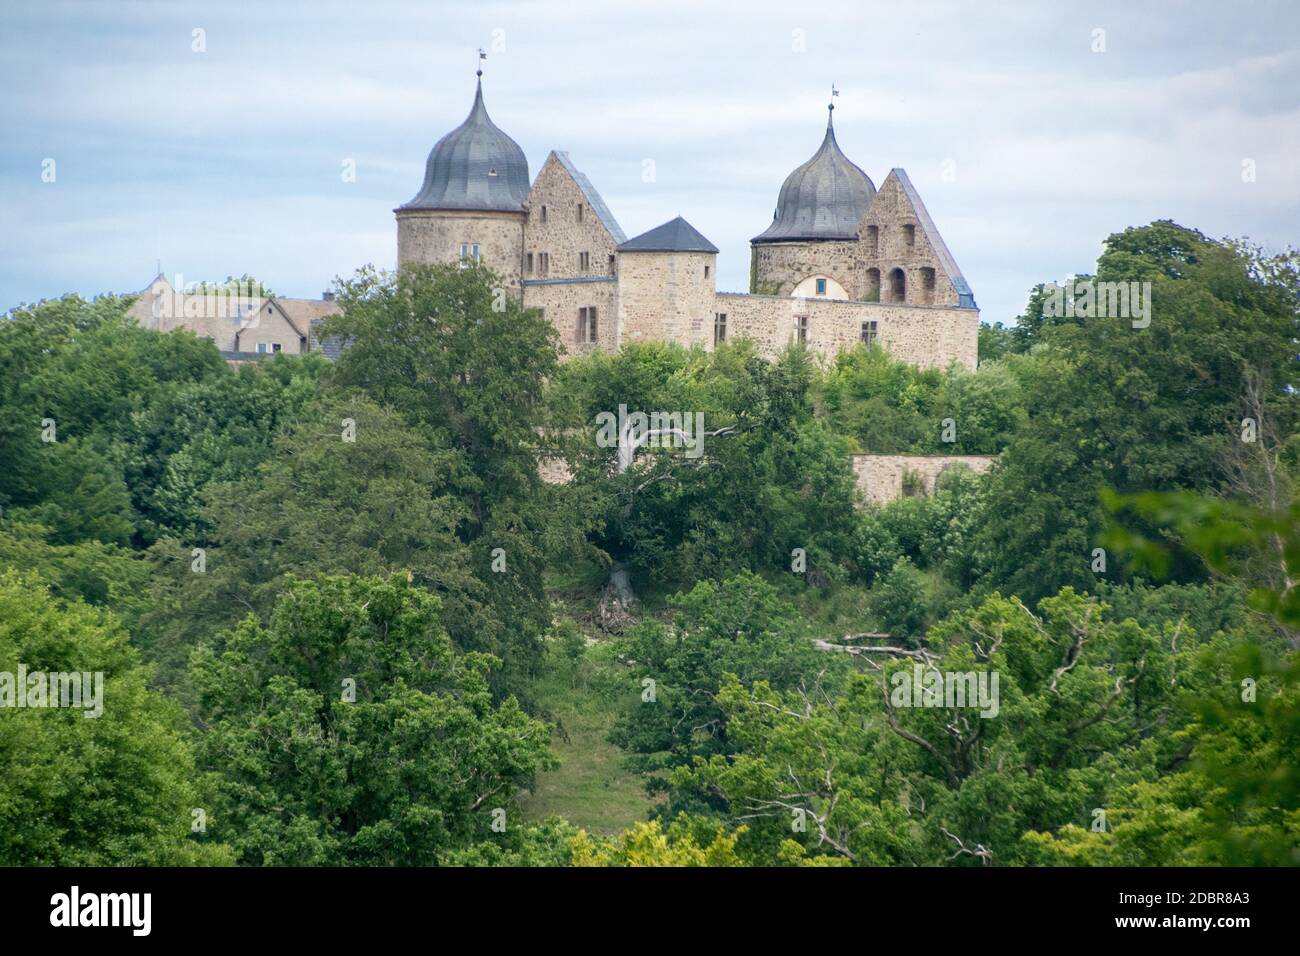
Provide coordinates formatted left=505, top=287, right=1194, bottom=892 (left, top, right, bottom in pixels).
left=522, top=155, right=620, bottom=282
left=396, top=209, right=525, bottom=290
left=750, top=174, right=964, bottom=309
left=856, top=173, right=961, bottom=307
left=750, top=240, right=861, bottom=297
left=851, top=454, right=996, bottom=505
left=618, top=251, right=717, bottom=349
left=522, top=278, right=619, bottom=356
left=716, top=293, right=978, bottom=370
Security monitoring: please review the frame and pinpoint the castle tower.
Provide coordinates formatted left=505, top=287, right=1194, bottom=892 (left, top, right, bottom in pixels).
left=750, top=100, right=875, bottom=299
left=616, top=216, right=718, bottom=348
left=395, top=67, right=529, bottom=291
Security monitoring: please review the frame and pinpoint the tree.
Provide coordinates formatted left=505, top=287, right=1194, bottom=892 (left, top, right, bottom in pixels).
left=549, top=340, right=859, bottom=608
left=139, top=394, right=503, bottom=696
left=190, top=573, right=556, bottom=866
left=1026, top=488, right=1300, bottom=865
left=608, top=573, right=841, bottom=798
left=0, top=571, right=231, bottom=865
left=319, top=263, right=568, bottom=681
left=974, top=222, right=1300, bottom=602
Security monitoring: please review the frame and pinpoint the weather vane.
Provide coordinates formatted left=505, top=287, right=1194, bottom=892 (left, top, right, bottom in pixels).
left=477, top=48, right=486, bottom=77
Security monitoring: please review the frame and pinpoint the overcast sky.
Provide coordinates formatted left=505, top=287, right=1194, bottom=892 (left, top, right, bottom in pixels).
left=2, top=0, right=1297, bottom=325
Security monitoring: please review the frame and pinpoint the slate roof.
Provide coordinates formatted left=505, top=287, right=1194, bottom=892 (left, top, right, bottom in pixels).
left=752, top=109, right=876, bottom=243
left=550, top=151, right=626, bottom=244
left=399, top=77, right=530, bottom=212
left=309, top=318, right=346, bottom=360
left=617, top=216, right=718, bottom=253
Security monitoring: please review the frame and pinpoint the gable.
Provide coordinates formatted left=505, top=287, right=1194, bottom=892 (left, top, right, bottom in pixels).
left=861, top=170, right=974, bottom=304
left=526, top=151, right=626, bottom=245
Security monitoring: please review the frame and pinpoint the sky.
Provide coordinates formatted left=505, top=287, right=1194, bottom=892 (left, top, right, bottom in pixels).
left=1, top=0, right=1298, bottom=325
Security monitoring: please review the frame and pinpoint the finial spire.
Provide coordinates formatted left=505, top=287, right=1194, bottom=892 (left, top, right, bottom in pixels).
left=828, top=83, right=838, bottom=127
left=476, top=48, right=486, bottom=78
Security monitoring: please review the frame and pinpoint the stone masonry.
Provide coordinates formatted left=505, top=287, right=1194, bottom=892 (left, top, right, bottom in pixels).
left=851, top=454, right=997, bottom=505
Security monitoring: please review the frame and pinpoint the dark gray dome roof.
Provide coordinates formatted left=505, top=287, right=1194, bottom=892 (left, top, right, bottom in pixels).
left=399, top=77, right=530, bottom=212
left=752, top=109, right=875, bottom=242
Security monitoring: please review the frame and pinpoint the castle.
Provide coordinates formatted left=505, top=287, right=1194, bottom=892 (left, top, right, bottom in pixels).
left=125, top=69, right=990, bottom=502
left=132, top=69, right=978, bottom=372
left=395, top=70, right=978, bottom=370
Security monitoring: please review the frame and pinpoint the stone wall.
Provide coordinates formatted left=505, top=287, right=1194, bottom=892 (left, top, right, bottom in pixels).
left=750, top=239, right=861, bottom=297
left=396, top=208, right=525, bottom=291
left=522, top=277, right=619, bottom=357
left=716, top=292, right=978, bottom=370
left=750, top=171, right=966, bottom=309
left=856, top=171, right=961, bottom=307
left=618, top=250, right=717, bottom=349
left=522, top=154, right=620, bottom=283
left=851, top=454, right=996, bottom=505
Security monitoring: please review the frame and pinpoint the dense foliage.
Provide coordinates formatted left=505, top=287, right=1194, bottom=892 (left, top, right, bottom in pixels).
left=1, top=223, right=1296, bottom=866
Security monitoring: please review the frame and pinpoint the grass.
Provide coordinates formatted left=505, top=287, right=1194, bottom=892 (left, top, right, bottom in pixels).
left=520, top=633, right=659, bottom=835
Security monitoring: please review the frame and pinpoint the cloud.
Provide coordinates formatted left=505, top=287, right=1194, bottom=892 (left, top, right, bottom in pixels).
left=1, top=0, right=1297, bottom=326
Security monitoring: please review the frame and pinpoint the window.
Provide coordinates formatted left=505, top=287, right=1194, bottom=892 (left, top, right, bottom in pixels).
left=865, top=268, right=881, bottom=302
left=866, top=225, right=879, bottom=256
left=704, top=264, right=710, bottom=278
left=526, top=252, right=534, bottom=274
left=920, top=267, right=936, bottom=304
left=888, top=268, right=906, bottom=303
left=272, top=343, right=282, bottom=353
left=904, top=224, right=915, bottom=249
left=256, top=342, right=268, bottom=354
left=540, top=206, right=548, bottom=223
left=609, top=254, right=617, bottom=276
left=796, top=315, right=809, bottom=345
left=577, top=306, right=598, bottom=344
left=579, top=251, right=590, bottom=272
left=815, top=277, right=827, bottom=295
left=459, top=243, right=480, bottom=264
left=576, top=204, right=584, bottom=223
left=861, top=320, right=878, bottom=347
left=539, top=252, right=550, bottom=276
left=714, top=312, right=727, bottom=345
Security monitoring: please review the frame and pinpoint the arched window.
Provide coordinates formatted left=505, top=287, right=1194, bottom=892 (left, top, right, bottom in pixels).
left=866, top=225, right=879, bottom=256
left=888, top=268, right=906, bottom=303
left=865, top=268, right=881, bottom=302
left=920, top=267, right=936, bottom=303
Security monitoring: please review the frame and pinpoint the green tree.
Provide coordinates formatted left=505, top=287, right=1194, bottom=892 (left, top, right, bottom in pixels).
left=190, top=573, right=556, bottom=866
left=0, top=571, right=231, bottom=865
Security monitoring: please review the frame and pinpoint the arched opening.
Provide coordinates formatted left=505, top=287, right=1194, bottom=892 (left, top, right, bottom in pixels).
left=920, top=267, right=936, bottom=304
left=864, top=268, right=881, bottom=302
left=887, top=268, right=906, bottom=303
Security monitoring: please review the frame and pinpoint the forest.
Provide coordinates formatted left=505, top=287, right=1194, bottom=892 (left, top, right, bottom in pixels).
left=0, top=220, right=1296, bottom=867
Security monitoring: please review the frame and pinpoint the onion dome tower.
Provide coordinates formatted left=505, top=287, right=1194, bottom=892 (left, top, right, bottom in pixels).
left=395, top=56, right=529, bottom=289
left=749, top=95, right=875, bottom=297
left=752, top=99, right=874, bottom=243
